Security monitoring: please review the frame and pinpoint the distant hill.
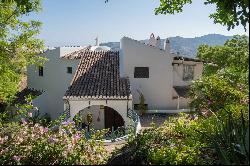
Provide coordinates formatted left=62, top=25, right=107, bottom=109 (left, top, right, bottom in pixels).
left=100, top=34, right=233, bottom=58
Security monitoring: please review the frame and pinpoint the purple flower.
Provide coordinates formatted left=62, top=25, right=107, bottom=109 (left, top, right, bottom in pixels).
left=191, top=114, right=198, bottom=120
left=74, top=133, right=81, bottom=140
left=12, top=155, right=21, bottom=161
left=43, top=127, right=49, bottom=133
left=61, top=120, right=70, bottom=126
left=207, top=99, right=212, bottom=105
left=48, top=137, right=57, bottom=144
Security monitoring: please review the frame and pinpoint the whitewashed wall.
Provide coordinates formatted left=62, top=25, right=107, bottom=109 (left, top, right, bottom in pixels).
left=120, top=37, right=203, bottom=110
left=67, top=99, right=133, bottom=127
left=121, top=37, right=176, bottom=110
left=27, top=47, right=83, bottom=119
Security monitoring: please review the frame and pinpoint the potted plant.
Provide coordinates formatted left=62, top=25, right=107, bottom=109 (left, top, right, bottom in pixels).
left=137, top=90, right=147, bottom=116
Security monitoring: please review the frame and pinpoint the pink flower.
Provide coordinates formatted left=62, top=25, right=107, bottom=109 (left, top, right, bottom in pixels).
left=21, top=118, right=27, bottom=125
left=74, top=133, right=81, bottom=140
left=72, top=133, right=81, bottom=144
left=0, top=137, right=4, bottom=144
left=28, top=112, right=32, bottom=117
left=48, top=137, right=57, bottom=144
left=43, top=127, right=49, bottom=133
left=207, top=99, right=212, bottom=105
left=40, top=126, right=49, bottom=134
left=12, top=155, right=21, bottom=161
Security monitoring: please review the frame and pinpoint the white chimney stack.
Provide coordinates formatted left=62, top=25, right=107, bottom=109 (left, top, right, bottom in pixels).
left=156, top=36, right=161, bottom=48
left=95, top=36, right=99, bottom=46
left=164, top=38, right=170, bottom=54
left=148, top=33, right=156, bottom=46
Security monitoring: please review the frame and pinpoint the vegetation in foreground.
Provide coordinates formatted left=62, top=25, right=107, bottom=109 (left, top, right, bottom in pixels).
left=0, top=99, right=110, bottom=165
left=0, top=0, right=249, bottom=165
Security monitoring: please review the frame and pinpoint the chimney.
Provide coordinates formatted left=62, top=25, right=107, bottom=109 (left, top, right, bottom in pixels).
left=148, top=33, right=156, bottom=46
left=164, top=38, right=170, bottom=54
left=156, top=36, right=161, bottom=48
left=95, top=36, right=99, bottom=46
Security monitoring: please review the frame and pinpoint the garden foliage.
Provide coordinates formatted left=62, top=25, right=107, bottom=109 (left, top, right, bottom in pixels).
left=0, top=97, right=109, bottom=165
left=0, top=0, right=46, bottom=103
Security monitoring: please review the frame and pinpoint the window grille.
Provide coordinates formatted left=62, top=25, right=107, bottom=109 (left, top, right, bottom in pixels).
left=67, top=67, right=72, bottom=74
left=134, top=67, right=149, bottom=78
left=183, top=64, right=194, bottom=81
left=38, top=66, right=43, bottom=76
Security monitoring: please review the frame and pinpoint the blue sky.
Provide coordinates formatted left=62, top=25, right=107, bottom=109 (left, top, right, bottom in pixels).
left=27, top=0, right=249, bottom=46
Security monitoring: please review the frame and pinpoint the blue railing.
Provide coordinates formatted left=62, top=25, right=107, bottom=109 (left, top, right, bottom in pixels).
left=127, top=108, right=139, bottom=123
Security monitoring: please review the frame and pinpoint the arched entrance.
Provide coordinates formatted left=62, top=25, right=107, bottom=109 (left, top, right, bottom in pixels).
left=104, top=106, right=124, bottom=130
left=73, top=105, right=125, bottom=131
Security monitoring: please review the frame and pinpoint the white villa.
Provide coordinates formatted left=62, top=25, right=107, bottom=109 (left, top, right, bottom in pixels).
left=26, top=33, right=203, bottom=130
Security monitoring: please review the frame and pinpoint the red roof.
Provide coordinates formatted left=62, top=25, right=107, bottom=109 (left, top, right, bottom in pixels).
left=64, top=50, right=131, bottom=99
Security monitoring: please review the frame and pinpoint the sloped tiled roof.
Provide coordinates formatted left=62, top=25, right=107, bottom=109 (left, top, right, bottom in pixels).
left=64, top=50, right=131, bottom=99
left=61, top=46, right=91, bottom=60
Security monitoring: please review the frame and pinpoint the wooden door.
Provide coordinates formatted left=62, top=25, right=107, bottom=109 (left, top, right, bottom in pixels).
left=104, top=106, right=124, bottom=131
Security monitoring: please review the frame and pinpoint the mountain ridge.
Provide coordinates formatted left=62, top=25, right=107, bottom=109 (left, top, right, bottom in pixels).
left=100, top=34, right=233, bottom=57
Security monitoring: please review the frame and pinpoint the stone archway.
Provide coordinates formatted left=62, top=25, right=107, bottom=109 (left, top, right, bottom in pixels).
left=73, top=105, right=125, bottom=131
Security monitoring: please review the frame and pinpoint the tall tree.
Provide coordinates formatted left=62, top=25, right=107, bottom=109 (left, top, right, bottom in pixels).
left=0, top=0, right=46, bottom=104
left=155, top=0, right=249, bottom=31
left=189, top=35, right=249, bottom=112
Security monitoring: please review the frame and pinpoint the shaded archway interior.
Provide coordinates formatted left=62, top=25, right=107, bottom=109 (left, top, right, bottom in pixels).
left=104, top=106, right=124, bottom=131
left=74, top=105, right=125, bottom=131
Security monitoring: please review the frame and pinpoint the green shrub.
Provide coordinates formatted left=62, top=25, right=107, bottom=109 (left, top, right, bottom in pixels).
left=130, top=113, right=215, bottom=165
left=127, top=106, right=249, bottom=165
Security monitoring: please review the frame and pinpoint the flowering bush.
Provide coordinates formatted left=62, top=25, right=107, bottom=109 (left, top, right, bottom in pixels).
left=0, top=119, right=109, bottom=165
left=127, top=113, right=215, bottom=165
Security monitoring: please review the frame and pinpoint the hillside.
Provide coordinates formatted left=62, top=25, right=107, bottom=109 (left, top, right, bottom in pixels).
left=100, top=34, right=233, bottom=57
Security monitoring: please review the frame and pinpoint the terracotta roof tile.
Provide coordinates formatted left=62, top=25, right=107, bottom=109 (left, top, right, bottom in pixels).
left=61, top=46, right=91, bottom=60
left=64, top=50, right=131, bottom=99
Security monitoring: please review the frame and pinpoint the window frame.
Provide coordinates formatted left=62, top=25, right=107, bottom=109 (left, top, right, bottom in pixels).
left=67, top=67, right=73, bottom=74
left=134, top=67, right=149, bottom=78
left=38, top=66, right=43, bottom=77
left=134, top=104, right=148, bottom=110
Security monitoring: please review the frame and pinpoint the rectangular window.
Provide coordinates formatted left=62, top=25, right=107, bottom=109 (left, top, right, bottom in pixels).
left=38, top=66, right=43, bottom=76
left=134, top=104, right=148, bottom=110
left=134, top=67, right=149, bottom=78
left=67, top=67, right=72, bottom=74
left=183, top=64, right=194, bottom=81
